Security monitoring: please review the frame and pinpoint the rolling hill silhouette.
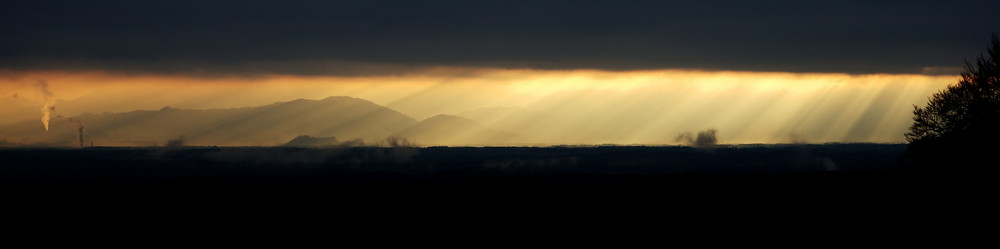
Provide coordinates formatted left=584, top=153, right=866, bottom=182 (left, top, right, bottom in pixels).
left=0, top=95, right=43, bottom=126
left=283, top=135, right=339, bottom=147
left=0, top=96, right=418, bottom=146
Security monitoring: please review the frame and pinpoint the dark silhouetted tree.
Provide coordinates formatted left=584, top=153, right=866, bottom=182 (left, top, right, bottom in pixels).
left=905, top=34, right=1000, bottom=170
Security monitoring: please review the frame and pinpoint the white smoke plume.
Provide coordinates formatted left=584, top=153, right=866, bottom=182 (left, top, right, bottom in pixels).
left=34, top=80, right=55, bottom=131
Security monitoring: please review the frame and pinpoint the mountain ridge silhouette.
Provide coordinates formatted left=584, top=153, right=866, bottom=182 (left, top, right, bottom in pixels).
left=0, top=96, right=424, bottom=146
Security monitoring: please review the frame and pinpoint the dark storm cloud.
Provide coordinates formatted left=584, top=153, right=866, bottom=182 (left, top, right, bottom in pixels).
left=1, top=0, right=998, bottom=75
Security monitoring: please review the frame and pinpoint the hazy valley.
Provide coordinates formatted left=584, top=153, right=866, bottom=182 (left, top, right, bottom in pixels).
left=0, top=96, right=522, bottom=147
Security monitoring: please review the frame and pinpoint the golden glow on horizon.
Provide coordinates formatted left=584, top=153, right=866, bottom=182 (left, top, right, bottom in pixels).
left=0, top=68, right=958, bottom=145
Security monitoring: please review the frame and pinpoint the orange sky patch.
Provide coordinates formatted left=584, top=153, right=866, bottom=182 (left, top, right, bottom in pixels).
left=0, top=68, right=958, bottom=144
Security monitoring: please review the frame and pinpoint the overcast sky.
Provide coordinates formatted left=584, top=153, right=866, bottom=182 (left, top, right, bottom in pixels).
left=2, top=0, right=998, bottom=75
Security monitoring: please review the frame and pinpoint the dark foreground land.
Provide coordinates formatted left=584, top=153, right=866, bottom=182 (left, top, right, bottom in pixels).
left=0, top=144, right=990, bottom=229
left=3, top=143, right=907, bottom=182
left=1, top=144, right=982, bottom=195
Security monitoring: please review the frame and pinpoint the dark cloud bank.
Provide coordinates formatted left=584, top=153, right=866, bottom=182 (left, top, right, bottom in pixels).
left=1, top=0, right=997, bottom=75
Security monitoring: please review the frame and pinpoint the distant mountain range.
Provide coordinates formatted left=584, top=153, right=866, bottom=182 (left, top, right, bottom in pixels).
left=0, top=96, right=514, bottom=147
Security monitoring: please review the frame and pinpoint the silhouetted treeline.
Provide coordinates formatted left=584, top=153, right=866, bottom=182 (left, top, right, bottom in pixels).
left=0, top=144, right=905, bottom=182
